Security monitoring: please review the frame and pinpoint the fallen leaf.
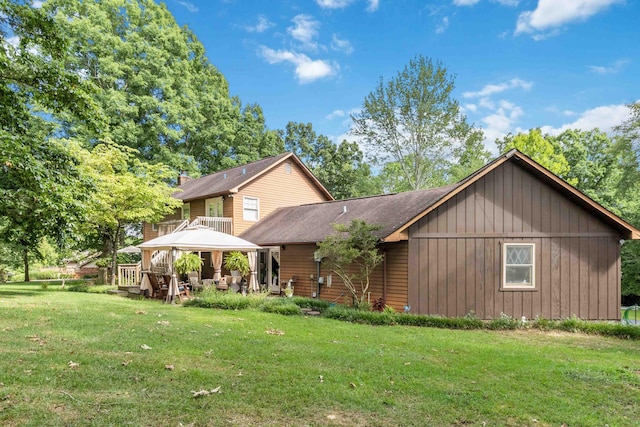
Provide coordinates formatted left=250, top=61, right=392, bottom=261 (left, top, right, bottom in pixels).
left=165, top=365, right=174, bottom=371
left=68, top=361, right=79, bottom=369
left=121, top=360, right=131, bottom=366
left=319, top=375, right=324, bottom=383
left=140, top=344, right=152, bottom=350
left=265, top=328, right=284, bottom=335
left=349, top=382, right=357, bottom=388
left=136, top=310, right=146, bottom=315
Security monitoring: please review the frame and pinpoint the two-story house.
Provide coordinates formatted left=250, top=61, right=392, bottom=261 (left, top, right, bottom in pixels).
left=142, top=152, right=333, bottom=286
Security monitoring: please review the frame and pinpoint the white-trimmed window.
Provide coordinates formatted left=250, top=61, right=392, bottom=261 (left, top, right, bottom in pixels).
left=206, top=197, right=224, bottom=217
left=151, top=223, right=158, bottom=231
left=243, top=196, right=259, bottom=221
left=503, top=243, right=535, bottom=289
left=181, top=202, right=191, bottom=220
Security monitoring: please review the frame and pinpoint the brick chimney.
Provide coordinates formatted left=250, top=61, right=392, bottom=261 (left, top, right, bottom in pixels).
left=177, top=172, right=191, bottom=186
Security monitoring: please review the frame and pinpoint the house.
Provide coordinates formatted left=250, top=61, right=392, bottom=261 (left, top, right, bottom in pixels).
left=142, top=152, right=333, bottom=284
left=240, top=150, right=640, bottom=320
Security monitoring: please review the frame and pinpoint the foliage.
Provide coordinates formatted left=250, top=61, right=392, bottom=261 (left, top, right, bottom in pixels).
left=284, top=122, right=379, bottom=198
left=184, top=288, right=264, bottom=310
left=621, top=241, right=640, bottom=300
left=351, top=55, right=484, bottom=191
left=496, top=128, right=575, bottom=184
left=67, top=282, right=89, bottom=292
left=45, top=0, right=281, bottom=174
left=174, top=253, right=203, bottom=275
left=223, top=251, right=250, bottom=277
left=290, top=296, right=331, bottom=312
left=316, top=219, right=383, bottom=306
left=79, top=142, right=182, bottom=285
left=486, top=312, right=521, bottom=330
left=261, top=298, right=302, bottom=315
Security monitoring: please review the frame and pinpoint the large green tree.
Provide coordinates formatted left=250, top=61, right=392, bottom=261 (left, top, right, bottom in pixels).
left=284, top=122, right=379, bottom=199
left=46, top=0, right=280, bottom=174
left=1, top=0, right=101, bottom=280
left=496, top=128, right=575, bottom=184
left=79, top=142, right=182, bottom=285
left=350, top=55, right=483, bottom=191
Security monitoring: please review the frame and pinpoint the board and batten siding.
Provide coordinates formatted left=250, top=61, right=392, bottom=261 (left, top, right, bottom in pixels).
left=408, top=161, right=622, bottom=320
left=232, top=161, right=330, bottom=235
left=279, top=242, right=408, bottom=310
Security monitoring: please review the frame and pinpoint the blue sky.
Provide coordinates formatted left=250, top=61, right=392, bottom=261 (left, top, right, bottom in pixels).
left=162, top=0, right=639, bottom=154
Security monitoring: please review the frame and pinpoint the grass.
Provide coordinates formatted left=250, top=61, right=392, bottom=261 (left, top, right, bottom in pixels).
left=1, top=282, right=639, bottom=426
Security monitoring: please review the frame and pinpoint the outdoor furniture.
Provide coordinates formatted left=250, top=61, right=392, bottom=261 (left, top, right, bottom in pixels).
left=148, top=272, right=167, bottom=300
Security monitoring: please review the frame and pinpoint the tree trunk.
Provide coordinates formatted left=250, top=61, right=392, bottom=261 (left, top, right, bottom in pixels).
left=23, top=247, right=30, bottom=282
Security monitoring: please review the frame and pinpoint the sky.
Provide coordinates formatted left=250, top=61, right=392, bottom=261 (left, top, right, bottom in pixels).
left=161, top=0, right=640, bottom=154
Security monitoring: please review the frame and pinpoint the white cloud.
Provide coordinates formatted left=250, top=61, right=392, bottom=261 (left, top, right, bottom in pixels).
left=494, top=0, right=519, bottom=6
left=366, top=0, right=380, bottom=12
left=463, top=78, right=533, bottom=98
left=259, top=46, right=336, bottom=83
left=563, top=110, right=577, bottom=117
left=453, top=0, right=480, bottom=5
left=315, top=0, right=356, bottom=9
left=174, top=0, right=198, bottom=13
left=331, top=34, right=353, bottom=54
left=287, top=14, right=321, bottom=50
left=6, top=36, right=19, bottom=48
left=436, top=16, right=450, bottom=34
left=515, top=0, right=622, bottom=37
left=463, top=103, right=478, bottom=112
left=588, top=59, right=629, bottom=75
left=32, top=1, right=43, bottom=8
left=540, top=103, right=631, bottom=136
left=244, top=15, right=275, bottom=33
left=326, top=109, right=346, bottom=120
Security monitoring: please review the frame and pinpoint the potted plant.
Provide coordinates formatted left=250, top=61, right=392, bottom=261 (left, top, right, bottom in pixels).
left=223, top=251, right=250, bottom=284
left=174, top=252, right=203, bottom=276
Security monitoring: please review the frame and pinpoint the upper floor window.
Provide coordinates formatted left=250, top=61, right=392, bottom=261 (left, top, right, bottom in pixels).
left=284, top=162, right=292, bottom=174
left=243, top=196, right=259, bottom=221
left=181, top=202, right=191, bottom=220
left=206, top=197, right=224, bottom=217
left=503, top=243, right=535, bottom=289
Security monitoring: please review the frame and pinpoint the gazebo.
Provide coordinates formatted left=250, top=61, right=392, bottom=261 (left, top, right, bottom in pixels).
left=138, top=226, right=261, bottom=302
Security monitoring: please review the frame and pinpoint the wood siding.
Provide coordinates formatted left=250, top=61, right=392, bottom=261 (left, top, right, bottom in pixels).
left=408, top=161, right=622, bottom=320
left=232, top=161, right=330, bottom=235
left=280, top=242, right=408, bottom=310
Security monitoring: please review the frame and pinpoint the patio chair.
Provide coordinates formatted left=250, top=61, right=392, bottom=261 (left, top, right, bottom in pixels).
left=148, top=272, right=167, bottom=300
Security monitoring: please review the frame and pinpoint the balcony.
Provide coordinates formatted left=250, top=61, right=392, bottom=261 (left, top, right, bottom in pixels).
left=190, top=216, right=233, bottom=234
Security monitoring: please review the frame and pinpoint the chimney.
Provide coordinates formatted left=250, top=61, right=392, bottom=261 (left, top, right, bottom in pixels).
left=177, top=172, right=191, bottom=186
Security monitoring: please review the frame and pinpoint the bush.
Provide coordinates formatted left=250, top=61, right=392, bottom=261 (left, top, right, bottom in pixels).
left=184, top=288, right=265, bottom=310
left=290, top=297, right=331, bottom=312
left=262, top=299, right=301, bottom=316
left=67, top=283, right=89, bottom=292
left=486, top=313, right=520, bottom=330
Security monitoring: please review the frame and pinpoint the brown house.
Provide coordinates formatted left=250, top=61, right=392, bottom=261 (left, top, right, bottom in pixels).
left=240, top=150, right=640, bottom=320
left=143, top=152, right=333, bottom=283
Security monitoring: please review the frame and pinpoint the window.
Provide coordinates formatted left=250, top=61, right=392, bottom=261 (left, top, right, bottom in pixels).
left=151, top=223, right=158, bottom=231
left=206, top=197, right=224, bottom=217
left=181, top=202, right=191, bottom=220
left=243, top=196, right=259, bottom=221
left=503, top=243, right=535, bottom=289
left=284, top=162, right=292, bottom=174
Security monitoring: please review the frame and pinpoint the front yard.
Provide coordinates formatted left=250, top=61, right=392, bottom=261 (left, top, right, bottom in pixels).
left=1, top=282, right=639, bottom=426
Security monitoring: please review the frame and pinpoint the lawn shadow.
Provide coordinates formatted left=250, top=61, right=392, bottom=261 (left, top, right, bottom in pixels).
left=0, top=290, right=40, bottom=297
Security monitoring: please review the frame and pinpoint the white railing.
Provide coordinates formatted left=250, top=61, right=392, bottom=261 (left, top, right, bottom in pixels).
left=118, top=263, right=141, bottom=286
left=150, top=250, right=170, bottom=274
left=190, top=216, right=232, bottom=234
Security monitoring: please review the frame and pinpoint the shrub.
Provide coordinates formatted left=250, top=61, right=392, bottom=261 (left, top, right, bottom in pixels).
left=486, top=313, right=520, bottom=330
left=67, top=283, right=89, bottom=292
left=290, top=297, right=331, bottom=312
left=184, top=288, right=265, bottom=310
left=262, top=299, right=301, bottom=316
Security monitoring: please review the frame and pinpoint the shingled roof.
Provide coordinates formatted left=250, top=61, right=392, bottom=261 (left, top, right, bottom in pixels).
left=239, top=183, right=460, bottom=245
left=240, top=149, right=640, bottom=245
left=174, top=152, right=332, bottom=202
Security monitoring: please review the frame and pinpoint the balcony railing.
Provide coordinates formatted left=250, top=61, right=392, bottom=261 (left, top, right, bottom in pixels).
left=189, top=216, right=232, bottom=234
left=157, top=219, right=188, bottom=236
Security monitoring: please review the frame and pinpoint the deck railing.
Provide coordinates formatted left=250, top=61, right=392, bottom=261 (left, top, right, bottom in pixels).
left=118, top=263, right=141, bottom=286
left=189, top=216, right=232, bottom=234
left=157, top=219, right=189, bottom=236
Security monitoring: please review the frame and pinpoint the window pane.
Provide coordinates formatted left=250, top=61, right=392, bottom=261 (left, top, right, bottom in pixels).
left=506, top=266, right=532, bottom=284
left=506, top=246, right=531, bottom=264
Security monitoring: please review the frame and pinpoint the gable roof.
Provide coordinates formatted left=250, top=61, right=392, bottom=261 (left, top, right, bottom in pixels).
left=240, top=149, right=640, bottom=244
left=174, top=152, right=333, bottom=202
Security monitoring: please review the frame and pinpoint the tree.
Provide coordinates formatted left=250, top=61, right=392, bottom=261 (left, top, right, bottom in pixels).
left=45, top=0, right=282, bottom=174
left=283, top=122, right=379, bottom=198
left=350, top=55, right=482, bottom=191
left=316, top=219, right=383, bottom=306
left=1, top=132, right=90, bottom=281
left=1, top=1, right=102, bottom=280
left=79, top=142, right=182, bottom=285
left=496, top=128, right=575, bottom=184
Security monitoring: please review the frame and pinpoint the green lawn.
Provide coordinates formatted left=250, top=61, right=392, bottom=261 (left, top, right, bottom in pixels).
left=1, top=283, right=639, bottom=427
